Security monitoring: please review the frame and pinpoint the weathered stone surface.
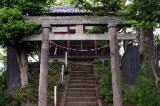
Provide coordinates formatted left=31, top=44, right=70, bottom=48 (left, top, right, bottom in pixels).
left=7, top=46, right=21, bottom=90
left=109, top=23, right=123, bottom=106
left=23, top=33, right=137, bottom=41
left=121, top=45, right=140, bottom=85
left=38, top=25, right=50, bottom=106
left=25, top=16, right=125, bottom=25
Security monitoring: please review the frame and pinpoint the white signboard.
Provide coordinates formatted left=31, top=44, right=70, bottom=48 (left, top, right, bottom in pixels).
left=52, top=27, right=68, bottom=32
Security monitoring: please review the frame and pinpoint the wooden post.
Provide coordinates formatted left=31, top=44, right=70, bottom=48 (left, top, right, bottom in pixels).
left=61, top=65, right=64, bottom=83
left=108, top=23, right=123, bottom=106
left=65, top=52, right=68, bottom=67
left=54, top=86, right=57, bottom=106
left=38, top=24, right=50, bottom=106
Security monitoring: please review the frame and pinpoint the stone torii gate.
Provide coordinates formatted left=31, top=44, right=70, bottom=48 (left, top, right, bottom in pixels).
left=23, top=16, right=137, bottom=106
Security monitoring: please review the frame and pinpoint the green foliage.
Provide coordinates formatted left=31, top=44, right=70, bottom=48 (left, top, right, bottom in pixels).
left=156, top=36, right=160, bottom=46
left=94, top=60, right=113, bottom=103
left=122, top=86, right=137, bottom=104
left=98, top=68, right=113, bottom=103
left=0, top=84, right=37, bottom=106
left=0, top=93, right=18, bottom=106
left=0, top=61, right=68, bottom=106
left=87, top=26, right=107, bottom=34
left=72, top=0, right=125, bottom=16
left=0, top=71, right=11, bottom=106
left=49, top=61, right=65, bottom=71
left=124, top=0, right=160, bottom=28
left=0, top=8, right=38, bottom=46
left=123, top=68, right=160, bottom=105
left=14, top=85, right=37, bottom=103
left=0, top=71, right=37, bottom=105
left=134, top=74, right=160, bottom=106
left=54, top=0, right=75, bottom=6
left=94, top=59, right=160, bottom=105
left=0, top=71, right=7, bottom=90
left=48, top=61, right=67, bottom=103
left=0, top=0, right=48, bottom=15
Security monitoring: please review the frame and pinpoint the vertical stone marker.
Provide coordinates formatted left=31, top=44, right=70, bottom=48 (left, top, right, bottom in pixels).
left=108, top=23, right=123, bottom=106
left=38, top=24, right=50, bottom=106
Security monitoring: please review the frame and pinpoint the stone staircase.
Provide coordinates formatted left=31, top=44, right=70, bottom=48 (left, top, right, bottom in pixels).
left=65, top=63, right=98, bottom=106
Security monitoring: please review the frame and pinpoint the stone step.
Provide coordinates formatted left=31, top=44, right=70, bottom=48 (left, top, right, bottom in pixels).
left=68, top=88, right=96, bottom=92
left=70, top=80, right=95, bottom=84
left=71, top=70, right=93, bottom=73
left=72, top=69, right=93, bottom=72
left=73, top=63, right=93, bottom=67
left=72, top=66, right=93, bottom=71
left=69, top=84, right=95, bottom=88
left=70, top=74, right=94, bottom=77
left=65, top=101, right=97, bottom=106
left=73, top=62, right=93, bottom=65
left=70, top=77, right=96, bottom=80
left=67, top=92, right=96, bottom=97
left=64, top=63, right=98, bottom=106
left=71, top=71, right=94, bottom=74
left=66, top=96, right=97, bottom=102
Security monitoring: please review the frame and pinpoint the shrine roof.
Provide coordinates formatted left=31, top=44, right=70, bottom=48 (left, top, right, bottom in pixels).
left=49, top=6, right=90, bottom=14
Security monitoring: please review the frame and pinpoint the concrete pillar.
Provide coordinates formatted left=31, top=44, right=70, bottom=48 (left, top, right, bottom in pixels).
left=38, top=24, right=50, bottom=106
left=108, top=23, right=123, bottom=106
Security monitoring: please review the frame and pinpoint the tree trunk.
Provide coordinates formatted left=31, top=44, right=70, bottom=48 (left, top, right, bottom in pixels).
left=139, top=28, right=155, bottom=69
left=108, top=24, right=123, bottom=106
left=15, top=46, right=28, bottom=88
left=38, top=24, right=50, bottom=106
left=139, top=27, right=160, bottom=85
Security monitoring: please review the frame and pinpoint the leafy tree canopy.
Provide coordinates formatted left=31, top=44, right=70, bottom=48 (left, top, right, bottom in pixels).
left=0, top=8, right=38, bottom=46
left=124, top=0, right=160, bottom=28
left=0, top=0, right=49, bottom=15
left=72, top=0, right=125, bottom=16
left=0, top=0, right=51, bottom=46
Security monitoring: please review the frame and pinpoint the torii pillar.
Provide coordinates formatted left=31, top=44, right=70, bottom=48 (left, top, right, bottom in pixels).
left=38, top=24, right=50, bottom=106
left=108, top=23, right=123, bottom=106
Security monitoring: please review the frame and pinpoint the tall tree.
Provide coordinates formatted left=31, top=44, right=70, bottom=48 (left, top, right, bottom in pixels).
left=0, top=0, right=48, bottom=15
left=0, top=8, right=38, bottom=88
left=0, top=0, right=49, bottom=88
left=126, top=0, right=160, bottom=84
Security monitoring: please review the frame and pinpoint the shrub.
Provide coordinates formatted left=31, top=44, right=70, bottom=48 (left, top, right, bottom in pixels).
left=94, top=59, right=104, bottom=66
left=0, top=70, right=7, bottom=90
left=14, top=85, right=37, bottom=103
left=98, top=71, right=113, bottom=103
left=135, top=75, right=160, bottom=106
left=94, top=60, right=160, bottom=105
left=122, top=86, right=136, bottom=103
left=94, top=60, right=113, bottom=103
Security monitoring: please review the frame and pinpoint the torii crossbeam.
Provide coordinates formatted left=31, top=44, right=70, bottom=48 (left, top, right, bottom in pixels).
left=24, top=16, right=136, bottom=106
